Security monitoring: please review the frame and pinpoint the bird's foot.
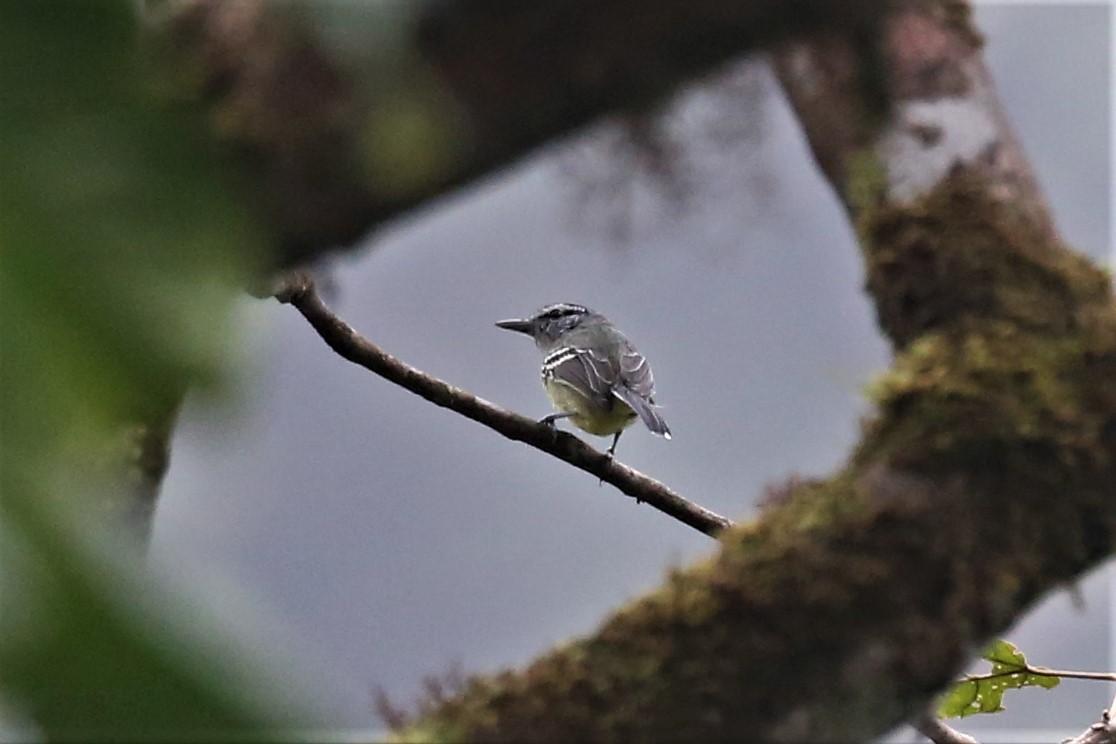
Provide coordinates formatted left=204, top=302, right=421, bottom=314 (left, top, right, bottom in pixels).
left=598, top=445, right=617, bottom=487
left=540, top=411, right=573, bottom=428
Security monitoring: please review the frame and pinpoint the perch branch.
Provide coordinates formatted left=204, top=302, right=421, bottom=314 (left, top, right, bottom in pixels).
left=274, top=271, right=735, bottom=538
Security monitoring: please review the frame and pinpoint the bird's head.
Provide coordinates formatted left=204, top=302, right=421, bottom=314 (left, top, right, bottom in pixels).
left=496, top=303, right=597, bottom=348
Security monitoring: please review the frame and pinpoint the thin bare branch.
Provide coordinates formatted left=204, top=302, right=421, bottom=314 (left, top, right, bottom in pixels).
left=963, top=668, right=1116, bottom=684
left=913, top=714, right=981, bottom=744
left=274, top=271, right=735, bottom=538
left=1064, top=699, right=1116, bottom=744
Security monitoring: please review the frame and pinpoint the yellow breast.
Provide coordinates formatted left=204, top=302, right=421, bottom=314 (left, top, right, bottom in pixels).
left=543, top=379, right=638, bottom=436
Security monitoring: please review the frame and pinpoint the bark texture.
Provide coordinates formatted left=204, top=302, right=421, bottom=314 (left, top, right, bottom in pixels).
left=155, top=0, right=883, bottom=267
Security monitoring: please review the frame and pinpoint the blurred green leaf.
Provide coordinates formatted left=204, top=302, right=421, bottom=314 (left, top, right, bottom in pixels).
left=938, top=639, right=1060, bottom=719
left=0, top=0, right=317, bottom=738
left=1, top=0, right=257, bottom=469
left=0, top=485, right=313, bottom=742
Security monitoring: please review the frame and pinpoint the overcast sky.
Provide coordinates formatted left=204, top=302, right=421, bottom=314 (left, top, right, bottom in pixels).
left=153, top=4, right=1112, bottom=738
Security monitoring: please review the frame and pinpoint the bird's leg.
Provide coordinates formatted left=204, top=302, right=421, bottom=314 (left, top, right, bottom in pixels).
left=606, top=430, right=622, bottom=457
left=540, top=411, right=574, bottom=427
left=596, top=431, right=622, bottom=487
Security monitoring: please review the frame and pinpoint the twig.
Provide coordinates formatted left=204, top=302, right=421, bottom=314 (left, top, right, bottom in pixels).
left=963, top=668, right=1116, bottom=684
left=274, top=271, right=735, bottom=538
left=946, top=662, right=1116, bottom=744
left=1062, top=689, right=1116, bottom=744
left=912, top=714, right=981, bottom=744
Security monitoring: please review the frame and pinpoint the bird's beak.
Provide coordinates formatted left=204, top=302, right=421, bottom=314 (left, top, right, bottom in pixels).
left=495, top=318, right=534, bottom=335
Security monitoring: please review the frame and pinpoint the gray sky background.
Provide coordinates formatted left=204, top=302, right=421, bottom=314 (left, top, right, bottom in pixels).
left=153, top=4, right=1113, bottom=738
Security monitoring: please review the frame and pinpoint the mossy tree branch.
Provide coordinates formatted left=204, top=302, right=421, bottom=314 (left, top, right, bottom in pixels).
left=154, top=0, right=883, bottom=268
left=387, top=2, right=1116, bottom=741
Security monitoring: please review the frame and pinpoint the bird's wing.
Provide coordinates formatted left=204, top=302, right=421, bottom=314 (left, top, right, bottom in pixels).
left=616, top=339, right=656, bottom=401
left=612, top=339, right=670, bottom=437
left=543, top=346, right=616, bottom=404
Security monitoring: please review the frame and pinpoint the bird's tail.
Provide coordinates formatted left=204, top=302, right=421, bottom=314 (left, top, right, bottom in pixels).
left=614, top=387, right=672, bottom=440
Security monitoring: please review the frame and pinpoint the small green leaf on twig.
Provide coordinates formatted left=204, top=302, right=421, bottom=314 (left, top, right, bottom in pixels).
left=938, top=640, right=1060, bottom=718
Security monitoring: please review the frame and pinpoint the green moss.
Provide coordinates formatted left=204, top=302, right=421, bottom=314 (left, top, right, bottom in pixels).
left=862, top=323, right=1102, bottom=469
left=398, top=397, right=1116, bottom=741
left=853, top=171, right=1116, bottom=487
left=846, top=149, right=889, bottom=221
left=395, top=163, right=1116, bottom=744
left=857, top=172, right=1112, bottom=348
left=396, top=473, right=911, bottom=741
left=850, top=169, right=1116, bottom=507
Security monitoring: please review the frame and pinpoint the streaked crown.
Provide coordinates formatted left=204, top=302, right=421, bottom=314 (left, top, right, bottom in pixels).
left=495, top=302, right=604, bottom=348
left=534, top=302, right=590, bottom=321
left=529, top=303, right=599, bottom=345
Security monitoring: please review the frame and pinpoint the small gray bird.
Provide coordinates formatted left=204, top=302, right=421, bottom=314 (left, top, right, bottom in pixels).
left=496, top=303, right=671, bottom=455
